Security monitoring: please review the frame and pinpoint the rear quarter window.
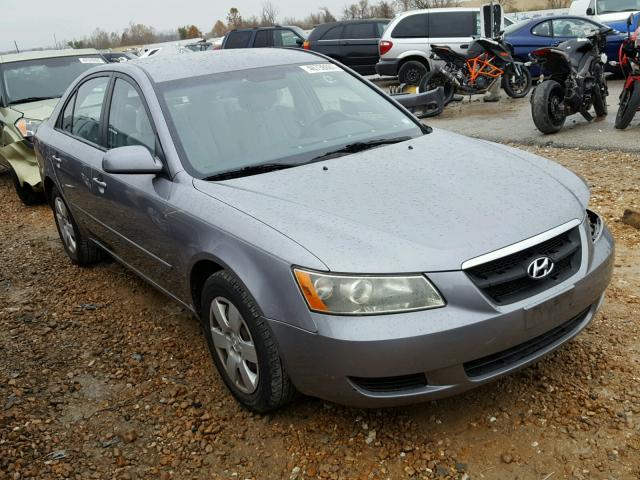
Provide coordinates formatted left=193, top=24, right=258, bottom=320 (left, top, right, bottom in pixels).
left=391, top=14, right=428, bottom=38
left=428, top=11, right=479, bottom=38
left=344, top=23, right=375, bottom=39
left=225, top=31, right=252, bottom=48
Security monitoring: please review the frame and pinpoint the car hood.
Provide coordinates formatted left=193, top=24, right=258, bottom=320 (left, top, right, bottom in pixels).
left=193, top=130, right=588, bottom=273
left=10, top=98, right=60, bottom=121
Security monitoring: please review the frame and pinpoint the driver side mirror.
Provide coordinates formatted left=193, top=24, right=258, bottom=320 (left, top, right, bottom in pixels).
left=102, top=145, right=163, bottom=174
left=586, top=7, right=594, bottom=15
left=295, top=38, right=304, bottom=47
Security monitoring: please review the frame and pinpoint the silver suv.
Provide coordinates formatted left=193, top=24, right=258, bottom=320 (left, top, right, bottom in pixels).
left=376, top=8, right=483, bottom=85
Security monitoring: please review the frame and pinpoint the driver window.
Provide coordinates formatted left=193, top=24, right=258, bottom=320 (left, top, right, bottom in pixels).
left=72, top=76, right=109, bottom=145
left=107, top=78, right=156, bottom=153
left=531, top=21, right=552, bottom=37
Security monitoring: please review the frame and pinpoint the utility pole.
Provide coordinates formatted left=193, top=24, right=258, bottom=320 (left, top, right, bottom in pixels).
left=13, top=40, right=19, bottom=53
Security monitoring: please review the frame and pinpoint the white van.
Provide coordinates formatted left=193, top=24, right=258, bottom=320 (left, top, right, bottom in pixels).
left=568, top=0, right=640, bottom=31
left=376, top=8, right=504, bottom=84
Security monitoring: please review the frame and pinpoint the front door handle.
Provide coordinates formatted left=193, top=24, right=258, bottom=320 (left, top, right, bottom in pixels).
left=460, top=44, right=469, bottom=49
left=51, top=154, right=62, bottom=168
left=92, top=177, right=107, bottom=192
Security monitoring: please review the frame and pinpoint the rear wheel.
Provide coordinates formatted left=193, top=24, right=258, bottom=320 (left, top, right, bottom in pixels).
left=419, top=69, right=455, bottom=105
left=502, top=64, right=532, bottom=98
left=615, top=82, right=640, bottom=129
left=50, top=186, right=103, bottom=265
left=10, top=168, right=45, bottom=205
left=398, top=60, right=428, bottom=86
left=531, top=80, right=566, bottom=134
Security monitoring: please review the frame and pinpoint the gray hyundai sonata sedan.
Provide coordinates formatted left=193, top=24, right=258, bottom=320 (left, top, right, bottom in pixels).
left=34, top=49, right=614, bottom=412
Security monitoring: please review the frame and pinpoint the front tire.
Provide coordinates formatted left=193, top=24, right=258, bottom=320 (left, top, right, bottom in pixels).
left=10, top=168, right=45, bottom=205
left=50, top=186, right=103, bottom=265
left=615, top=82, right=640, bottom=129
left=201, top=270, right=297, bottom=413
left=398, top=60, right=428, bottom=86
left=503, top=64, right=532, bottom=98
left=531, top=80, right=566, bottom=134
left=593, top=78, right=608, bottom=117
left=419, top=69, right=455, bottom=105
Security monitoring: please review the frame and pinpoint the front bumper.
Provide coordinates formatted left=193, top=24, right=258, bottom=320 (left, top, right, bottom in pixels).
left=0, top=140, right=41, bottom=189
left=268, top=221, right=614, bottom=407
left=375, top=58, right=400, bottom=77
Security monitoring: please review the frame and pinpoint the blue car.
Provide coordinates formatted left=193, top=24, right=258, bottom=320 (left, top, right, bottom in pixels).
left=505, top=15, right=625, bottom=74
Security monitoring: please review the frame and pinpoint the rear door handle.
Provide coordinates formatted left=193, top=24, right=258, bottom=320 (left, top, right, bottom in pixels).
left=460, top=44, right=469, bottom=49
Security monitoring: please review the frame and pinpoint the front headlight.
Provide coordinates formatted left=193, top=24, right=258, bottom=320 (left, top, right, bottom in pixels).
left=15, top=118, right=42, bottom=140
left=293, top=268, right=445, bottom=315
left=587, top=208, right=603, bottom=242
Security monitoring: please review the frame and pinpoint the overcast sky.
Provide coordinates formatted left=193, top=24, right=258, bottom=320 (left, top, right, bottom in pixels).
left=0, top=0, right=347, bottom=52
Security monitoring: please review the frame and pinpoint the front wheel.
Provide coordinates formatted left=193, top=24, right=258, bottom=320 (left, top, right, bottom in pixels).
left=615, top=81, right=640, bottom=129
left=419, top=69, right=455, bottom=105
left=503, top=64, right=532, bottom=98
left=593, top=79, right=608, bottom=117
left=10, top=168, right=45, bottom=205
left=531, top=80, right=566, bottom=134
left=201, top=270, right=297, bottom=413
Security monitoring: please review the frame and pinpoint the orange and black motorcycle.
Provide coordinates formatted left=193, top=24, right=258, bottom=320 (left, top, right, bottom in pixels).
left=422, top=36, right=532, bottom=104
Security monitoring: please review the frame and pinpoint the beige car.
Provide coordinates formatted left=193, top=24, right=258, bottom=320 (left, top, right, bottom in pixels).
left=0, top=49, right=105, bottom=204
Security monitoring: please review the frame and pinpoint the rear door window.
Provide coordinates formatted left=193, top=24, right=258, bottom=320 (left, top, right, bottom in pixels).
left=225, top=31, right=252, bottom=48
left=254, top=30, right=272, bottom=47
left=391, top=14, right=428, bottom=38
left=428, top=12, right=479, bottom=38
left=71, top=76, right=109, bottom=145
left=344, top=23, right=376, bottom=39
left=320, top=26, right=344, bottom=40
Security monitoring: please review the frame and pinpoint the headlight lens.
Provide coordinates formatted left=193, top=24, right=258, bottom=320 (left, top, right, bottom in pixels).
left=293, top=268, right=445, bottom=315
left=587, top=208, right=603, bottom=242
left=15, top=118, right=42, bottom=139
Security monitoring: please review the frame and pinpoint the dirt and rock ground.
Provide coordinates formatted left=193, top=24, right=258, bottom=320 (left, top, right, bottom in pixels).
left=1, top=143, right=639, bottom=479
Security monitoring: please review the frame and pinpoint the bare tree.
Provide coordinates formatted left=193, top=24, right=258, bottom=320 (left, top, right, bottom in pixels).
left=227, top=7, right=243, bottom=29
left=211, top=20, right=227, bottom=37
left=546, top=0, right=571, bottom=7
left=371, top=1, right=396, bottom=17
left=261, top=1, right=279, bottom=25
left=319, top=6, right=337, bottom=22
left=395, top=0, right=412, bottom=11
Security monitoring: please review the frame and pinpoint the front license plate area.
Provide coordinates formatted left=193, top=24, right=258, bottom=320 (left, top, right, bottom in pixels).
left=524, top=287, right=577, bottom=330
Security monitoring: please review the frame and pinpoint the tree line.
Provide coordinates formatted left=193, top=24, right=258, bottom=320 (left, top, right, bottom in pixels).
left=65, top=0, right=572, bottom=49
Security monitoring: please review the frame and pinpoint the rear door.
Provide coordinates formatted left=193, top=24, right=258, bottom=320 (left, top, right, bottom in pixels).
left=313, top=24, right=344, bottom=59
left=339, top=22, right=382, bottom=75
left=223, top=30, right=253, bottom=49
left=428, top=11, right=480, bottom=55
left=51, top=75, right=110, bottom=230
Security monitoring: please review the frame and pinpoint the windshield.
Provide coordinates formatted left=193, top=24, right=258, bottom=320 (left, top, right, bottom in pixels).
left=1, top=55, right=105, bottom=105
left=596, top=0, right=640, bottom=14
left=159, top=63, right=423, bottom=178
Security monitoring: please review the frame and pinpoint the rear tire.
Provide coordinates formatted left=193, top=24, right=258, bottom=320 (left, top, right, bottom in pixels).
left=419, top=69, right=455, bottom=105
left=398, top=60, right=428, bottom=86
left=50, top=185, right=103, bottom=266
left=615, top=82, right=640, bottom=129
left=502, top=64, right=532, bottom=98
left=531, top=80, right=566, bottom=134
left=10, top=168, right=45, bottom=205
left=201, top=270, right=297, bottom=413
left=593, top=79, right=608, bottom=117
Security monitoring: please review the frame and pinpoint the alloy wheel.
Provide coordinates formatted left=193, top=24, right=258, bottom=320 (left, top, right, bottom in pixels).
left=54, top=197, right=77, bottom=254
left=209, top=297, right=259, bottom=394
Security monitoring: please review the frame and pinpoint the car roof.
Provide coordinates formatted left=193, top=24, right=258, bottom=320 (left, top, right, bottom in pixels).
left=398, top=7, right=479, bottom=16
left=231, top=25, right=299, bottom=32
left=0, top=48, right=101, bottom=64
left=110, top=48, right=325, bottom=84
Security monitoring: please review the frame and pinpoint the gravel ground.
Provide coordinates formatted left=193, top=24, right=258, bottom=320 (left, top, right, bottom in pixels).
left=0, top=147, right=639, bottom=480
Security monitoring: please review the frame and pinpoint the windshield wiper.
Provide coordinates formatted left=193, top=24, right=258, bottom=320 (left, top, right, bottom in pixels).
left=9, top=95, right=59, bottom=105
left=310, top=136, right=413, bottom=162
left=204, top=163, right=295, bottom=181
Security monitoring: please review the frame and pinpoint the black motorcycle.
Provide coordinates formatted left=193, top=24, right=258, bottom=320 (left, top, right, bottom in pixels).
left=422, top=36, right=532, bottom=104
left=530, top=26, right=613, bottom=134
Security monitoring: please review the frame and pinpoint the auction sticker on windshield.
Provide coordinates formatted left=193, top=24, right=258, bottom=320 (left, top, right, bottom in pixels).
left=79, top=58, right=105, bottom=64
left=300, top=64, right=342, bottom=74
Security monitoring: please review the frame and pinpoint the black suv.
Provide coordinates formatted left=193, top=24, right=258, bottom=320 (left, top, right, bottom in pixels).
left=304, top=19, right=390, bottom=76
left=221, top=26, right=307, bottom=49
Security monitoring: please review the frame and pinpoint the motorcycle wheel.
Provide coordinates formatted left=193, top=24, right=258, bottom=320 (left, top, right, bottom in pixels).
left=419, top=70, right=455, bottom=105
left=593, top=79, right=608, bottom=117
left=503, top=64, right=532, bottom=98
left=531, top=80, right=566, bottom=134
left=615, top=82, right=640, bottom=129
